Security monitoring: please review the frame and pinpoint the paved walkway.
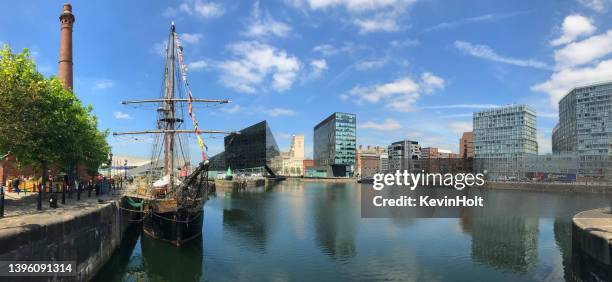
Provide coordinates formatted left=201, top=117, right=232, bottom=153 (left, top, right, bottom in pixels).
left=1, top=190, right=122, bottom=218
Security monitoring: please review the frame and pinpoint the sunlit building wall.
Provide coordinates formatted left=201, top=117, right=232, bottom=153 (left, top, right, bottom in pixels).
left=552, top=82, right=612, bottom=179
left=473, top=105, right=538, bottom=179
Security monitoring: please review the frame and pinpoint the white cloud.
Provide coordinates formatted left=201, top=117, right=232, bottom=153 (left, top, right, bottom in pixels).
left=439, top=113, right=474, bottom=119
left=313, top=44, right=337, bottom=56
left=390, top=39, right=419, bottom=48
left=355, top=58, right=387, bottom=70
left=421, top=104, right=499, bottom=109
left=92, top=80, right=115, bottom=90
left=266, top=108, right=297, bottom=116
left=312, top=42, right=357, bottom=56
left=447, top=121, right=472, bottom=134
left=550, top=14, right=596, bottom=46
left=188, top=60, right=208, bottom=71
left=421, top=72, right=445, bottom=93
left=554, top=30, right=612, bottom=68
left=425, top=11, right=527, bottom=32
left=454, top=40, right=550, bottom=69
left=291, top=0, right=416, bottom=12
left=532, top=59, right=612, bottom=106
left=218, top=41, right=301, bottom=93
left=309, top=59, right=328, bottom=78
left=343, top=72, right=444, bottom=112
left=534, top=16, right=612, bottom=106
left=178, top=1, right=225, bottom=19
left=354, top=15, right=400, bottom=34
left=577, top=0, right=606, bottom=12
left=180, top=33, right=203, bottom=44
left=114, top=111, right=131, bottom=120
left=287, top=0, right=415, bottom=34
left=359, top=118, right=402, bottom=131
left=243, top=1, right=292, bottom=39
left=221, top=104, right=241, bottom=114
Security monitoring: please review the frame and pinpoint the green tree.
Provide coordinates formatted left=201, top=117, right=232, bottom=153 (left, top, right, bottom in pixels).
left=0, top=45, right=110, bottom=191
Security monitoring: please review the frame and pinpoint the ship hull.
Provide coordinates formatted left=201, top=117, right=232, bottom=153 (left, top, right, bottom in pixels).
left=143, top=206, right=204, bottom=247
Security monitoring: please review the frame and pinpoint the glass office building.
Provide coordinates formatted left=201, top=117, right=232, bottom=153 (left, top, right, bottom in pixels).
left=552, top=82, right=612, bottom=179
left=313, top=112, right=356, bottom=177
left=210, top=121, right=281, bottom=176
left=473, top=105, right=538, bottom=179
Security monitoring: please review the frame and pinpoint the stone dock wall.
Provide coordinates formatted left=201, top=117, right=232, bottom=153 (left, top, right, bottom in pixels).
left=572, top=208, right=612, bottom=279
left=0, top=198, right=136, bottom=281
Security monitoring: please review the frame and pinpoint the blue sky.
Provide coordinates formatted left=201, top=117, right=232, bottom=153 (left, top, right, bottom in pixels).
left=2, top=0, right=612, bottom=160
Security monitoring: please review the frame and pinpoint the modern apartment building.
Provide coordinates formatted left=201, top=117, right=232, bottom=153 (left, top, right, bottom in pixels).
left=313, top=112, right=357, bottom=177
left=387, top=140, right=421, bottom=172
left=473, top=105, right=538, bottom=158
left=552, top=82, right=612, bottom=178
left=473, top=105, right=538, bottom=179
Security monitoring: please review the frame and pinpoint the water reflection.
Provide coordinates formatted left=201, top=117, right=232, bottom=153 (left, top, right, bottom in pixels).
left=92, top=225, right=142, bottom=282
left=141, top=234, right=203, bottom=281
left=312, top=183, right=358, bottom=261
left=470, top=217, right=539, bottom=273
left=554, top=218, right=573, bottom=281
left=221, top=191, right=270, bottom=253
left=95, top=182, right=612, bottom=281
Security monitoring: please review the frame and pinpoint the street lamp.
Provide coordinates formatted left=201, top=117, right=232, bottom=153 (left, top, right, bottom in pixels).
left=123, top=160, right=128, bottom=189
left=108, top=153, right=113, bottom=178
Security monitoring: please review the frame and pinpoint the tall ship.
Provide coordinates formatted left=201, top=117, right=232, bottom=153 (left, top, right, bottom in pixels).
left=114, top=23, right=232, bottom=246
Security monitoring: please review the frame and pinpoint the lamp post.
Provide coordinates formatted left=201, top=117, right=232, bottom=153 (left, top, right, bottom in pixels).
left=122, top=160, right=127, bottom=189
left=108, top=153, right=113, bottom=178
left=108, top=153, right=113, bottom=191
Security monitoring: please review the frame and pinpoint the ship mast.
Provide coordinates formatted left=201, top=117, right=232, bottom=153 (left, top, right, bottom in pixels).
left=166, top=24, right=176, bottom=186
left=113, top=23, right=237, bottom=191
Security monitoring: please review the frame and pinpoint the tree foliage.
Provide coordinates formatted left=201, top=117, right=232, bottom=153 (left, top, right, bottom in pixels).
left=0, top=45, right=110, bottom=177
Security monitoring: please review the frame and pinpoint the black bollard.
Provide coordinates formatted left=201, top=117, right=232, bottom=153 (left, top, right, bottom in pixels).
left=37, top=183, right=42, bottom=211
left=61, top=185, right=66, bottom=204
left=49, top=193, right=58, bottom=208
left=88, top=184, right=91, bottom=197
left=1, top=187, right=4, bottom=217
left=77, top=184, right=81, bottom=201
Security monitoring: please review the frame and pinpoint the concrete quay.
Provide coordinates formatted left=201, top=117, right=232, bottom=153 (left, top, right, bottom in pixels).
left=0, top=194, right=136, bottom=281
left=485, top=181, right=612, bottom=194
left=573, top=208, right=612, bottom=268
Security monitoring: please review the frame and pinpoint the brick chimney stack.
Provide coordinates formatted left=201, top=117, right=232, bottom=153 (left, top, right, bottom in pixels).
left=58, top=3, right=75, bottom=90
